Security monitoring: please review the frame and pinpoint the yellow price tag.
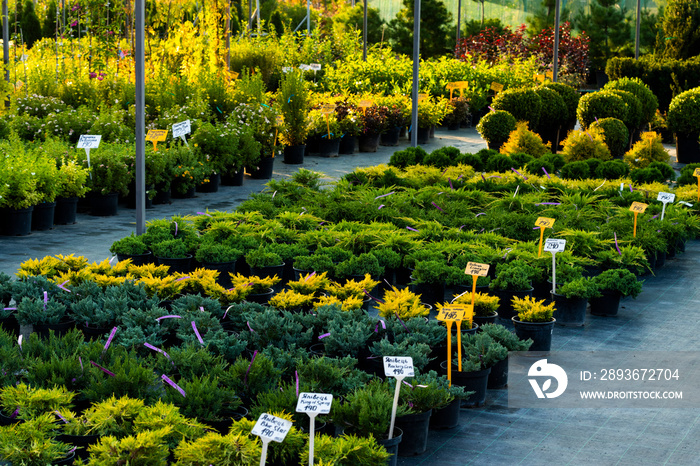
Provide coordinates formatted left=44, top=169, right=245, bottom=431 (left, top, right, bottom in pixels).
left=275, top=115, right=284, bottom=126
left=456, top=81, right=469, bottom=89
left=545, top=71, right=554, bottom=79
left=534, top=74, right=545, bottom=82
left=693, top=168, right=700, bottom=177
left=320, top=104, right=336, bottom=115
left=490, top=82, right=504, bottom=93
left=629, top=202, right=648, bottom=213
left=358, top=100, right=373, bottom=108
left=436, top=305, right=467, bottom=322
left=231, top=71, right=240, bottom=80
left=465, top=262, right=490, bottom=277
left=535, top=217, right=556, bottom=228
left=446, top=82, right=459, bottom=90
left=146, top=129, right=168, bottom=151
left=418, top=93, right=429, bottom=102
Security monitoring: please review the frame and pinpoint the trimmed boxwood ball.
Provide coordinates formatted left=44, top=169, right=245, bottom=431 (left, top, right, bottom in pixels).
left=648, top=161, right=676, bottom=181
left=476, top=110, right=517, bottom=149
left=491, top=87, right=543, bottom=129
left=424, top=146, right=461, bottom=169
left=542, top=82, right=580, bottom=124
left=591, top=117, right=629, bottom=159
left=388, top=146, right=428, bottom=168
left=667, top=87, right=700, bottom=136
left=595, top=159, right=630, bottom=179
left=541, top=153, right=566, bottom=170
left=533, top=86, right=567, bottom=135
left=630, top=167, right=666, bottom=184
left=609, top=89, right=643, bottom=132
left=576, top=90, right=628, bottom=129
left=604, top=77, right=659, bottom=128
left=526, top=157, right=556, bottom=176
left=585, top=158, right=602, bottom=175
left=477, top=148, right=499, bottom=165
left=510, top=152, right=535, bottom=167
left=560, top=161, right=591, bottom=180
left=486, top=153, right=518, bottom=172
left=458, top=152, right=484, bottom=170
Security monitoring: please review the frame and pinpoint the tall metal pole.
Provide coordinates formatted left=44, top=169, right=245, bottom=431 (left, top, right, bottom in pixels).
left=634, top=0, right=641, bottom=59
left=552, top=0, right=560, bottom=82
left=3, top=0, right=9, bottom=107
left=362, top=0, right=367, bottom=60
left=135, top=0, right=146, bottom=235
left=248, top=0, right=252, bottom=31
left=456, top=0, right=461, bottom=44
left=307, top=0, right=310, bottom=35
left=410, top=0, right=420, bottom=147
left=226, top=0, right=230, bottom=68
left=256, top=0, right=260, bottom=35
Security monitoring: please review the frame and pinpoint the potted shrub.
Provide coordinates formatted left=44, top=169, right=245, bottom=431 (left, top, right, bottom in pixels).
left=195, top=242, right=242, bottom=288
left=358, top=105, right=389, bottom=152
left=532, top=86, right=567, bottom=148
left=590, top=268, right=643, bottom=316
left=381, top=104, right=409, bottom=146
left=54, top=158, right=90, bottom=225
left=551, top=277, right=600, bottom=327
left=152, top=239, right=192, bottom=274
left=229, top=273, right=280, bottom=304
left=110, top=234, right=152, bottom=265
left=590, top=117, right=629, bottom=159
left=499, top=121, right=550, bottom=157
left=16, top=297, right=73, bottom=338
left=336, top=101, right=362, bottom=154
left=492, top=87, right=542, bottom=129
left=169, top=143, right=207, bottom=198
left=191, top=121, right=239, bottom=186
left=293, top=254, right=335, bottom=279
left=376, top=286, right=430, bottom=320
left=452, top=291, right=499, bottom=326
left=173, top=430, right=261, bottom=464
left=307, top=109, right=342, bottom=157
left=278, top=70, right=310, bottom=164
left=245, top=247, right=285, bottom=288
left=476, top=109, right=516, bottom=151
left=0, top=383, right=75, bottom=420
left=28, top=152, right=60, bottom=231
left=489, top=260, right=535, bottom=322
left=511, top=295, right=556, bottom=352
left=0, top=142, right=40, bottom=236
left=542, top=82, right=580, bottom=146
left=0, top=414, right=74, bottom=465
left=479, top=323, right=532, bottom=388
left=447, top=332, right=507, bottom=407
left=80, top=143, right=133, bottom=216
left=443, top=97, right=470, bottom=131
left=303, top=434, right=390, bottom=466
left=335, top=253, right=385, bottom=282
left=410, top=260, right=449, bottom=306
left=576, top=90, right=628, bottom=130
left=268, top=289, right=315, bottom=312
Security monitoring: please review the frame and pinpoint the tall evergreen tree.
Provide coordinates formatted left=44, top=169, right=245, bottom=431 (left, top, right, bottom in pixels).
left=20, top=0, right=42, bottom=48
left=387, top=0, right=453, bottom=58
left=573, top=0, right=631, bottom=70
left=528, top=0, right=570, bottom=34
left=655, top=0, right=700, bottom=59
left=42, top=0, right=57, bottom=39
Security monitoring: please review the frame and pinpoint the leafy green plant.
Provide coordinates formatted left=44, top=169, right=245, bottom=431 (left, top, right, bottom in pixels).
left=173, top=430, right=261, bottom=465
left=278, top=71, right=311, bottom=146
left=195, top=243, right=242, bottom=263
left=163, top=375, right=240, bottom=422
left=576, top=90, right=628, bottom=129
left=85, top=427, right=171, bottom=465
left=556, top=277, right=602, bottom=299
left=490, top=261, right=533, bottom=291
left=393, top=371, right=454, bottom=413
left=245, top=247, right=283, bottom=268
left=476, top=110, right=517, bottom=149
left=0, top=383, right=75, bottom=419
left=492, top=87, right=542, bottom=129
left=0, top=413, right=73, bottom=466
left=16, top=297, right=69, bottom=326
left=593, top=268, right=643, bottom=298
left=293, top=254, right=335, bottom=274
left=304, top=433, right=390, bottom=466
left=560, top=127, right=612, bottom=162
left=590, top=117, right=629, bottom=159
left=152, top=239, right=191, bottom=259
left=376, top=286, right=429, bottom=319
left=479, top=323, right=532, bottom=351
left=369, top=339, right=431, bottom=373
left=335, top=253, right=384, bottom=279
left=110, top=234, right=150, bottom=256
left=458, top=332, right=508, bottom=371
left=389, top=146, right=428, bottom=168
left=624, top=132, right=670, bottom=169
left=512, top=295, right=556, bottom=322
left=667, top=87, right=700, bottom=136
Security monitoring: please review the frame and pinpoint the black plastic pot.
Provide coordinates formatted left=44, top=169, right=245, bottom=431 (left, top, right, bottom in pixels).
left=54, top=196, right=79, bottom=224
left=338, top=135, right=356, bottom=154
left=358, top=133, right=381, bottom=152
left=81, top=324, right=112, bottom=340
left=201, top=260, right=237, bottom=288
left=493, top=287, right=534, bottom=323
left=31, top=201, right=56, bottom=231
left=396, top=409, right=432, bottom=457
left=90, top=192, right=119, bottom=216
left=447, top=122, right=461, bottom=131
left=246, top=288, right=275, bottom=304
left=283, top=144, right=305, bottom=164
left=377, top=427, right=403, bottom=466
left=410, top=281, right=445, bottom=307
left=512, top=317, right=555, bottom=352
left=429, top=398, right=460, bottom=430
left=116, top=251, right=153, bottom=266
left=551, top=293, right=587, bottom=327
left=56, top=433, right=100, bottom=460
left=675, top=133, right=700, bottom=164
left=416, top=127, right=430, bottom=145
left=655, top=251, right=666, bottom=269
left=172, top=185, right=196, bottom=199
left=156, top=255, right=193, bottom=274
left=0, top=206, right=33, bottom=236
left=153, top=185, right=172, bottom=205
left=380, top=127, right=401, bottom=146
left=317, top=138, right=340, bottom=157
left=34, top=319, right=76, bottom=339
left=250, top=263, right=286, bottom=291
left=487, top=356, right=509, bottom=389
left=473, top=313, right=498, bottom=327
left=250, top=156, right=275, bottom=179
left=197, top=173, right=221, bottom=192
left=589, top=290, right=622, bottom=316
left=445, top=362, right=492, bottom=407
left=221, top=171, right=244, bottom=186
left=0, top=314, right=19, bottom=337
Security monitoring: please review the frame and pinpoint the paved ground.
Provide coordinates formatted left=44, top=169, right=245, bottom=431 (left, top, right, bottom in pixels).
left=1, top=127, right=696, bottom=466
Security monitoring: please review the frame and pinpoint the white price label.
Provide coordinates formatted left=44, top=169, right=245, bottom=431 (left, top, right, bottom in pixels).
left=77, top=135, right=102, bottom=149
left=296, top=393, right=333, bottom=414
left=172, top=120, right=191, bottom=138
left=383, top=356, right=415, bottom=378
left=299, top=64, right=311, bottom=71
left=251, top=413, right=293, bottom=443
left=544, top=239, right=566, bottom=253
left=310, top=63, right=322, bottom=71
left=657, top=192, right=675, bottom=203
left=282, top=66, right=293, bottom=73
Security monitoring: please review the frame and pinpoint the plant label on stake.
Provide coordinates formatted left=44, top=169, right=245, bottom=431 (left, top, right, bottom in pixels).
left=252, top=413, right=293, bottom=466
left=383, top=356, right=414, bottom=439
left=274, top=115, right=284, bottom=149
left=545, top=71, right=553, bottom=80
left=694, top=168, right=700, bottom=201
left=172, top=120, right=191, bottom=146
left=77, top=135, right=102, bottom=177
left=490, top=82, right=504, bottom=94
left=657, top=192, right=675, bottom=220
left=446, top=82, right=459, bottom=100
left=437, top=305, right=470, bottom=380
left=296, top=393, right=333, bottom=466
left=629, top=202, right=648, bottom=237
left=320, top=104, right=336, bottom=139
left=359, top=99, right=373, bottom=116
left=418, top=93, right=429, bottom=103
left=145, top=129, right=168, bottom=152
left=230, top=71, right=240, bottom=80
left=456, top=81, right=469, bottom=97
left=544, top=239, right=566, bottom=293
left=535, top=217, right=556, bottom=257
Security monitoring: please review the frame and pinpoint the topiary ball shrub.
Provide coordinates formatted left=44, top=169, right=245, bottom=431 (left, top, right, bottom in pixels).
left=585, top=158, right=602, bottom=175
left=500, top=122, right=551, bottom=157
left=486, top=153, right=518, bottom=172
left=510, top=152, right=535, bottom=167
left=423, top=146, right=461, bottom=169
left=576, top=90, right=628, bottom=129
left=389, top=146, right=428, bottom=168
left=526, top=157, right=556, bottom=176
left=476, top=110, right=517, bottom=150
left=623, top=131, right=670, bottom=169
left=541, top=153, right=566, bottom=170
left=458, top=152, right=484, bottom=170
left=591, top=117, right=629, bottom=159
left=560, top=161, right=591, bottom=180
left=609, top=89, right=643, bottom=133
left=603, top=77, right=659, bottom=128
left=477, top=148, right=499, bottom=165
left=667, top=87, right=700, bottom=136
left=595, top=160, right=630, bottom=179
left=648, top=161, right=676, bottom=181
left=491, top=87, right=543, bottom=129
left=543, top=82, right=581, bottom=125
left=560, top=128, right=612, bottom=162
left=630, top=167, right=666, bottom=184
left=533, top=86, right=567, bottom=143
left=676, top=163, right=700, bottom=185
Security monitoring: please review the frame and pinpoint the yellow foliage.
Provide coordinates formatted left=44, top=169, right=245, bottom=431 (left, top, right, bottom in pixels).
left=269, top=289, right=315, bottom=311
left=326, top=274, right=379, bottom=300
left=511, top=295, right=556, bottom=322
left=377, top=286, right=428, bottom=319
left=288, top=272, right=331, bottom=295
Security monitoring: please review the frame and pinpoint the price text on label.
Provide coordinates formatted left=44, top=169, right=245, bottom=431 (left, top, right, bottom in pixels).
left=145, top=130, right=168, bottom=142
left=544, top=239, right=566, bottom=253
left=296, top=393, right=333, bottom=414
left=172, top=120, right=191, bottom=138
left=320, top=104, right=337, bottom=115
left=535, top=217, right=556, bottom=228
left=251, top=413, right=293, bottom=443
left=629, top=202, right=648, bottom=213
left=436, top=305, right=467, bottom=322
left=358, top=100, right=373, bottom=108
left=694, top=168, right=700, bottom=177
left=77, top=135, right=102, bottom=149
left=490, top=82, right=504, bottom=92
left=383, top=356, right=415, bottom=378
left=465, top=262, right=489, bottom=277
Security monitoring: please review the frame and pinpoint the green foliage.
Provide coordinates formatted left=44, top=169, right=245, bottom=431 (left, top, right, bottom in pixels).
left=369, top=339, right=431, bottom=372
left=173, top=431, right=261, bottom=465
left=296, top=356, right=371, bottom=397
left=335, top=253, right=384, bottom=279
left=655, top=0, right=700, bottom=60
left=294, top=254, right=335, bottom=274
left=500, top=122, right=550, bottom=157
left=278, top=71, right=311, bottom=146
left=573, top=0, right=632, bottom=70
left=542, top=82, right=581, bottom=124
left=110, top=234, right=150, bottom=256
left=85, top=427, right=171, bottom=465
left=424, top=146, right=461, bottom=169
left=534, top=86, right=568, bottom=134
left=630, top=167, right=665, bottom=184
left=594, top=268, right=643, bottom=297
left=577, top=90, right=628, bottom=130
left=490, top=260, right=533, bottom=291
left=389, top=146, right=428, bottom=168
left=387, top=0, right=453, bottom=58
left=624, top=132, right=670, bottom=169
left=152, top=239, right=190, bottom=259
left=591, top=117, right=629, bottom=159
left=595, top=159, right=630, bottom=178
left=245, top=247, right=283, bottom=268
left=306, top=434, right=390, bottom=466
left=492, top=87, right=542, bottom=129
left=561, top=128, right=612, bottom=162
left=667, top=87, right=700, bottom=135
left=560, top=161, right=591, bottom=180
left=557, top=276, right=602, bottom=299
left=162, top=375, right=239, bottom=422
left=0, top=383, right=75, bottom=419
left=609, top=89, right=643, bottom=132
left=603, top=77, right=659, bottom=127
left=0, top=413, right=73, bottom=466
left=17, top=297, right=68, bottom=325
left=459, top=332, right=508, bottom=371
left=222, top=354, right=281, bottom=402
left=479, top=323, right=532, bottom=351
left=195, top=243, right=242, bottom=263
left=476, top=110, right=517, bottom=148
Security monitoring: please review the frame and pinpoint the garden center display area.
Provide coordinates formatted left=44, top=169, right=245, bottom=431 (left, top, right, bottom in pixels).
left=4, top=2, right=700, bottom=463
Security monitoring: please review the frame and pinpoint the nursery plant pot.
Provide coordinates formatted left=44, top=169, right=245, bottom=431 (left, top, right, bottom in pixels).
left=201, top=260, right=237, bottom=288
left=380, top=126, right=401, bottom=146
left=487, top=356, right=509, bottom=389
left=442, top=361, right=491, bottom=407
left=493, top=288, right=534, bottom=323
left=675, top=133, right=700, bottom=164
left=90, top=192, right=119, bottom=216
left=551, top=293, right=587, bottom=327
left=338, top=135, right=357, bottom=154
left=358, top=133, right=381, bottom=152
left=512, top=317, right=555, bottom=352
left=416, top=127, right=430, bottom=145
left=81, top=324, right=112, bottom=340
left=34, top=319, right=76, bottom=339
left=153, top=185, right=172, bottom=205
left=448, top=322, right=479, bottom=336
left=0, top=314, right=19, bottom=337
left=293, top=267, right=315, bottom=281
left=430, top=125, right=436, bottom=138
left=0, top=205, right=33, bottom=236
left=197, top=173, right=221, bottom=192
left=221, top=171, right=244, bottom=186
left=172, top=185, right=196, bottom=199
left=250, top=263, right=286, bottom=291
left=589, top=290, right=622, bottom=316
left=283, top=144, right=306, bottom=164
left=245, top=288, right=275, bottom=304
left=54, top=196, right=79, bottom=224
left=317, top=138, right=340, bottom=157
left=429, top=398, right=460, bottom=430
left=655, top=251, right=666, bottom=269
left=410, top=281, right=445, bottom=306
left=486, top=140, right=504, bottom=152
left=473, top=313, right=498, bottom=327
left=0, top=409, right=24, bottom=426
left=396, top=409, right=432, bottom=457
left=377, top=427, right=402, bottom=466
left=125, top=184, right=154, bottom=209
left=31, top=201, right=56, bottom=231
left=156, top=255, right=193, bottom=274
left=116, top=251, right=153, bottom=266
left=250, top=156, right=275, bottom=179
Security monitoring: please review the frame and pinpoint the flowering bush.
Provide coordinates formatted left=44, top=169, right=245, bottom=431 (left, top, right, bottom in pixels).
left=76, top=143, right=133, bottom=196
